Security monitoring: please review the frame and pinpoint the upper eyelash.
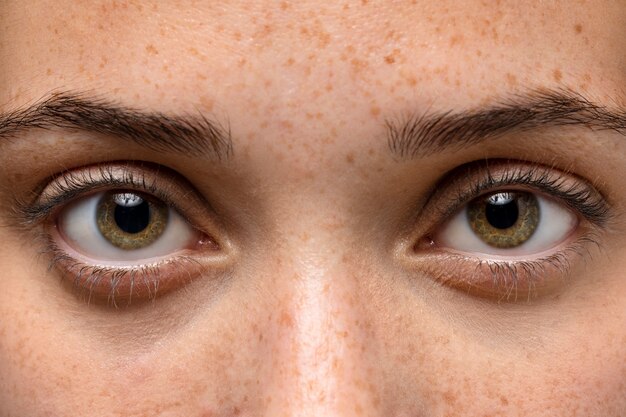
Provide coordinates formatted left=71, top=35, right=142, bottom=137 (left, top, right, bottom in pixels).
left=439, top=163, right=610, bottom=227
left=16, top=164, right=171, bottom=226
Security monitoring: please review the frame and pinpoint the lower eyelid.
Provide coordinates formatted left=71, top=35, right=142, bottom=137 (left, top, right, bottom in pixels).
left=406, top=230, right=601, bottom=301
left=45, top=238, right=227, bottom=306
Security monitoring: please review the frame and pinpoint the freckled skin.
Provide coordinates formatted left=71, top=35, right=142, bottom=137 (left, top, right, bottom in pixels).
left=0, top=1, right=625, bottom=416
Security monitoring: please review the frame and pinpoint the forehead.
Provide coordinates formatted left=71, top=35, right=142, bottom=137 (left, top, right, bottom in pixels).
left=0, top=1, right=624, bottom=137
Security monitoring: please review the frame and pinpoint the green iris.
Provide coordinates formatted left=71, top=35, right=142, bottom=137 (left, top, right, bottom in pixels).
left=467, top=191, right=540, bottom=249
left=96, top=192, right=168, bottom=250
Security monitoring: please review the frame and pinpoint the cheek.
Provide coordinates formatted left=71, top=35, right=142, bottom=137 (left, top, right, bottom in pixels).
left=0, top=263, right=88, bottom=414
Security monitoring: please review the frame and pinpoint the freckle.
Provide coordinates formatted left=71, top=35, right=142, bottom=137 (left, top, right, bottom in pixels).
left=350, top=58, right=367, bottom=73
left=280, top=120, right=293, bottom=130
left=346, top=153, right=355, bottom=164
left=145, top=44, right=158, bottom=55
left=384, top=54, right=395, bottom=64
left=442, top=390, right=457, bottom=405
left=370, top=106, right=381, bottom=117
left=449, top=34, right=463, bottom=46
left=553, top=68, right=562, bottom=82
left=500, top=395, right=509, bottom=405
left=46, top=68, right=53, bottom=75
left=476, top=49, right=482, bottom=56
left=574, top=23, right=583, bottom=34
left=506, top=73, right=517, bottom=86
left=285, top=57, right=295, bottom=66
left=233, top=31, right=242, bottom=41
left=200, top=95, right=214, bottom=111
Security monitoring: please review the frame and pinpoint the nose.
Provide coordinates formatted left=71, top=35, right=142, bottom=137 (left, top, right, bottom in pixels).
left=261, top=254, right=385, bottom=417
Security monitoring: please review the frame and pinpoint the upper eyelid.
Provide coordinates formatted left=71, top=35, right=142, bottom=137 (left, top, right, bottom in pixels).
left=396, top=160, right=611, bottom=248
left=437, top=162, right=609, bottom=224
left=14, top=162, right=220, bottom=235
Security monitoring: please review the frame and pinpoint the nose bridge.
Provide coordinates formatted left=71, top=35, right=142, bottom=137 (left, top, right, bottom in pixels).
left=263, top=251, right=383, bottom=417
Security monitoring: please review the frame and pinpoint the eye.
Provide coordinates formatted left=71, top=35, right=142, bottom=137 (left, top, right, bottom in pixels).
left=18, top=163, right=227, bottom=306
left=433, top=190, right=578, bottom=257
left=405, top=161, right=611, bottom=301
left=58, top=190, right=200, bottom=263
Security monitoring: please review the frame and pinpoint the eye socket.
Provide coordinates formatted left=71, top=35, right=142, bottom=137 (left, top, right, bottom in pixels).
left=58, top=190, right=201, bottom=263
left=434, top=190, right=578, bottom=257
left=20, top=163, right=230, bottom=306
left=405, top=161, right=610, bottom=301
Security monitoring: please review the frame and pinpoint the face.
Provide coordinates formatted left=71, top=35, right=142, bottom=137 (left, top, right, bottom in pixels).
left=1, top=1, right=625, bottom=416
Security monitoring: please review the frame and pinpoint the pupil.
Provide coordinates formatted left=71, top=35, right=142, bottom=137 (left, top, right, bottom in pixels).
left=485, top=193, right=519, bottom=229
left=113, top=195, right=151, bottom=234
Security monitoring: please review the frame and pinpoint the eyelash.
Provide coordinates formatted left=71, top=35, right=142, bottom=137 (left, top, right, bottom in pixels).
left=20, top=165, right=175, bottom=224
left=14, top=161, right=611, bottom=305
left=414, top=161, right=611, bottom=301
left=15, top=163, right=217, bottom=307
left=430, top=163, right=609, bottom=228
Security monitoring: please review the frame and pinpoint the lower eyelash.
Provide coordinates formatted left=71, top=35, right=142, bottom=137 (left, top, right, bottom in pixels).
left=415, top=232, right=602, bottom=302
left=43, top=235, right=205, bottom=307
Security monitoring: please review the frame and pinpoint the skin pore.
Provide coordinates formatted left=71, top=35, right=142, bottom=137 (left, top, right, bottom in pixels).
left=0, top=1, right=625, bottom=416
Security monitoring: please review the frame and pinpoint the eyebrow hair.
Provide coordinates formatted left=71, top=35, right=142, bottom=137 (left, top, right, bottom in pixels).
left=0, top=91, right=233, bottom=159
left=386, top=89, right=626, bottom=158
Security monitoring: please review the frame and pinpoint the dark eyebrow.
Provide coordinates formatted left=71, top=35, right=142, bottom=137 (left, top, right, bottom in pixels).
left=386, top=89, right=626, bottom=158
left=0, top=91, right=233, bottom=159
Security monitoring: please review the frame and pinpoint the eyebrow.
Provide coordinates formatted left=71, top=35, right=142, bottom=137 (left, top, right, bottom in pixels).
left=0, top=91, right=233, bottom=159
left=386, top=89, right=626, bottom=158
